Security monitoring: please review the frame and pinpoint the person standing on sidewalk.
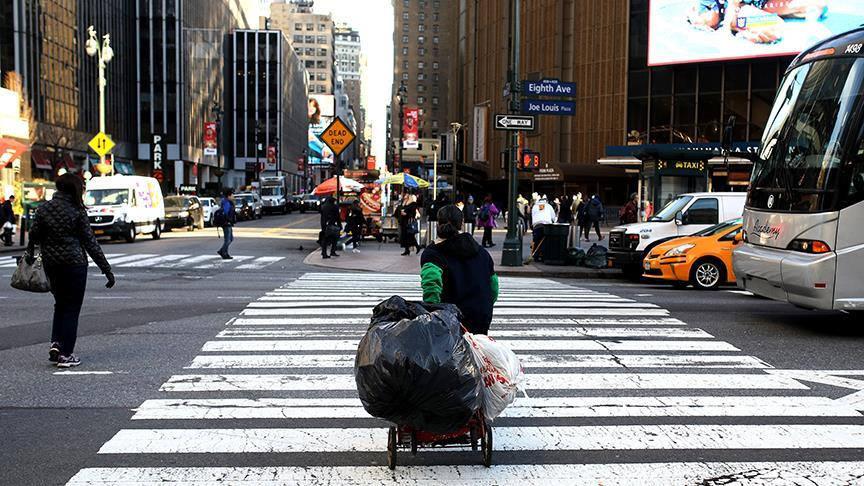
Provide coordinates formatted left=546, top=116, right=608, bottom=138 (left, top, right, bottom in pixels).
left=619, top=192, right=639, bottom=225
left=463, top=195, right=477, bottom=237
left=346, top=199, right=364, bottom=253
left=420, top=204, right=499, bottom=335
left=530, top=196, right=556, bottom=262
left=584, top=194, right=605, bottom=242
left=320, top=196, right=341, bottom=259
left=476, top=195, right=499, bottom=248
left=396, top=193, right=420, bottom=256
left=1, top=195, right=16, bottom=246
left=26, top=174, right=115, bottom=368
left=217, top=189, right=237, bottom=260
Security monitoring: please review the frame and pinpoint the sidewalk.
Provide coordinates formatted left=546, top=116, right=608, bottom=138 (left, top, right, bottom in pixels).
left=304, top=228, right=623, bottom=279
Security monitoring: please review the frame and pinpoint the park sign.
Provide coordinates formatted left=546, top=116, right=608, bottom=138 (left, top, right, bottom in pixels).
left=522, top=79, right=576, bottom=98
left=522, top=99, right=576, bottom=116
left=318, top=116, right=355, bottom=157
left=494, top=114, right=535, bottom=131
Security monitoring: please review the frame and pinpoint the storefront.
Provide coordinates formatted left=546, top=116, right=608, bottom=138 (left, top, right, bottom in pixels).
left=599, top=142, right=755, bottom=218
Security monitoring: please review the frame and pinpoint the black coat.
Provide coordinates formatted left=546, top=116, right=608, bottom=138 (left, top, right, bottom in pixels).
left=557, top=200, right=573, bottom=223
left=346, top=207, right=364, bottom=233
left=27, top=192, right=111, bottom=273
left=586, top=197, right=604, bottom=222
left=463, top=203, right=478, bottom=221
left=0, top=200, right=14, bottom=224
left=320, top=198, right=341, bottom=229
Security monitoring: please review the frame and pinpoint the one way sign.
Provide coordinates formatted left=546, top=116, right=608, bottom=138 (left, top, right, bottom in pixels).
left=494, top=114, right=535, bottom=131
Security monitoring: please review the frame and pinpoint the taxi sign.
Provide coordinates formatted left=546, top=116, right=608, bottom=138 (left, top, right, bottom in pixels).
left=88, top=132, right=115, bottom=157
left=318, top=117, right=356, bottom=157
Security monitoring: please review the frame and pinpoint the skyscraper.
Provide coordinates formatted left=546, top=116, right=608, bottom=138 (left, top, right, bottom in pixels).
left=268, top=0, right=335, bottom=95
left=335, top=23, right=364, bottom=141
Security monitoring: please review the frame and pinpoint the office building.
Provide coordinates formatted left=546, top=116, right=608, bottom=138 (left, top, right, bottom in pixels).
left=227, top=29, right=308, bottom=191
left=269, top=0, right=335, bottom=95
left=391, top=0, right=453, bottom=150
left=335, top=23, right=365, bottom=143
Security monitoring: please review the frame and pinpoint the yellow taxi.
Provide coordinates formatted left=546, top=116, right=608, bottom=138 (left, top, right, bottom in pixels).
left=642, top=219, right=743, bottom=290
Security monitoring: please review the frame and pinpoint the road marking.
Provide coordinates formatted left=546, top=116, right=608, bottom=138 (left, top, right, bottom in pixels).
left=248, top=301, right=653, bottom=309
left=159, top=373, right=806, bottom=392
left=201, top=339, right=737, bottom=353
left=54, top=370, right=114, bottom=375
left=96, top=424, right=864, bottom=454
left=194, top=255, right=253, bottom=269
left=231, top=317, right=688, bottom=326
left=187, top=353, right=769, bottom=370
left=728, top=290, right=755, bottom=296
left=260, top=295, right=634, bottom=303
left=100, top=254, right=158, bottom=265
left=240, top=307, right=671, bottom=317
left=236, top=257, right=284, bottom=270
left=92, top=296, right=132, bottom=300
left=162, top=254, right=222, bottom=268
left=129, top=395, right=861, bottom=420
left=65, top=462, right=864, bottom=485
left=121, top=254, right=191, bottom=267
left=215, top=326, right=714, bottom=339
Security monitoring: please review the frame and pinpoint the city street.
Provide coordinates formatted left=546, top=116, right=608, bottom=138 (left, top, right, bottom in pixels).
left=2, top=214, right=864, bottom=484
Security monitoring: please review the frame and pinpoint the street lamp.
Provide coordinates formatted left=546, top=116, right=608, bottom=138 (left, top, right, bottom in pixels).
left=449, top=122, right=463, bottom=196
left=254, top=120, right=264, bottom=185
left=85, top=26, right=114, bottom=176
left=211, top=102, right=225, bottom=192
left=397, top=81, right=407, bottom=173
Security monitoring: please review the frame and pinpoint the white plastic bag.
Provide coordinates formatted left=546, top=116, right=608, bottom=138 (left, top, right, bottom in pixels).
left=463, top=332, right=524, bottom=420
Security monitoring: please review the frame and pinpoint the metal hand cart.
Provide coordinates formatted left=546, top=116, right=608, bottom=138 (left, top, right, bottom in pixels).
left=385, top=410, right=492, bottom=469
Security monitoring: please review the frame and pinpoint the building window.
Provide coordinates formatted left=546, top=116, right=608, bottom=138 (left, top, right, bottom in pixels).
left=306, top=23, right=314, bottom=30
left=418, top=73, right=425, bottom=80
left=433, top=0, right=440, bottom=8
left=433, top=24, right=439, bottom=33
left=295, top=23, right=303, bottom=31
left=402, top=35, right=409, bottom=43
left=419, top=48, right=426, bottom=56
left=402, top=61, right=409, bottom=69
left=305, top=35, right=314, bottom=43
left=433, top=36, right=439, bottom=44
left=418, top=61, right=425, bottom=69
left=418, top=24, right=425, bottom=32
left=402, top=72, right=409, bottom=80
left=402, top=47, right=408, bottom=55
left=432, top=120, right=439, bottom=128
left=418, top=96, right=425, bottom=104
left=316, top=36, right=327, bottom=44
left=418, top=35, right=425, bottom=44
left=432, top=61, right=439, bottom=70
left=432, top=97, right=439, bottom=105
left=402, top=12, right=409, bottom=20
left=319, top=23, right=326, bottom=31
left=294, top=35, right=304, bottom=44
left=419, top=13, right=426, bottom=21
left=402, top=23, right=409, bottom=32
left=305, top=60, right=315, bottom=68
left=417, top=84, right=425, bottom=92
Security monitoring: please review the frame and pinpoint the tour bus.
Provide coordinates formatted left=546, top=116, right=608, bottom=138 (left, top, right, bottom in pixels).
left=733, top=28, right=864, bottom=314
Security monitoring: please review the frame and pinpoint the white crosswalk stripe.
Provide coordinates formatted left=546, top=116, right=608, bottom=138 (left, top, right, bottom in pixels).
left=67, top=273, right=864, bottom=484
left=75, top=253, right=286, bottom=271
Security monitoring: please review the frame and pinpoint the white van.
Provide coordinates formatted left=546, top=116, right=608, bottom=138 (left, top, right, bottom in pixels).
left=84, top=175, right=165, bottom=243
left=607, top=192, right=746, bottom=274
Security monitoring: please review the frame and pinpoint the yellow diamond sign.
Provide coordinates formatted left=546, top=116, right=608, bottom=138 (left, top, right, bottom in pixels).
left=88, top=132, right=115, bottom=158
left=318, top=117, right=356, bottom=157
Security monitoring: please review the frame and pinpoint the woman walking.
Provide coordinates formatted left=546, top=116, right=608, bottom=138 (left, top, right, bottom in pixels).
left=396, top=193, right=420, bottom=256
left=27, top=174, right=114, bottom=368
left=476, top=195, right=499, bottom=248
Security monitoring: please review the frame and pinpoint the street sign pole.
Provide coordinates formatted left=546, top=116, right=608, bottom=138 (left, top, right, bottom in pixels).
left=502, top=0, right=523, bottom=267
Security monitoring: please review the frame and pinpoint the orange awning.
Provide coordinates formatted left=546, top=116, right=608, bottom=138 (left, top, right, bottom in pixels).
left=0, top=137, right=28, bottom=169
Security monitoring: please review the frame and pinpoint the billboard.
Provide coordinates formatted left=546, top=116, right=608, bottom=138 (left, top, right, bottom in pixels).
left=308, top=95, right=335, bottom=165
left=203, top=121, right=217, bottom=156
left=648, top=1, right=864, bottom=66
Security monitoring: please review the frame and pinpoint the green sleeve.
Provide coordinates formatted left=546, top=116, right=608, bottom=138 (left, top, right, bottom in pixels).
left=491, top=274, right=500, bottom=304
left=421, top=262, right=444, bottom=304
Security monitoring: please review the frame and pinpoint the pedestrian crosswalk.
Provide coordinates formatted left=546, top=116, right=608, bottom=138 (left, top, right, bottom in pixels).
left=0, top=253, right=286, bottom=271
left=66, top=273, right=864, bottom=485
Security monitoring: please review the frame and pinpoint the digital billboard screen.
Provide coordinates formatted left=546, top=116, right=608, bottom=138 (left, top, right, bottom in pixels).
left=648, top=0, right=864, bottom=66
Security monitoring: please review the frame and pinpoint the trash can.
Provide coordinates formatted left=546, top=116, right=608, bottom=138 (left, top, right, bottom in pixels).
left=543, top=223, right=570, bottom=265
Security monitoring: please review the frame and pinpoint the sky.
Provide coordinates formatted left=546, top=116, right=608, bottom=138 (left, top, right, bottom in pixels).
left=265, top=0, right=394, bottom=159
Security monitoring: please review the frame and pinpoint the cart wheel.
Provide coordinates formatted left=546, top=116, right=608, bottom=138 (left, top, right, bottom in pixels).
left=470, top=426, right=478, bottom=451
left=410, top=431, right=418, bottom=456
left=481, top=424, right=493, bottom=467
left=387, top=426, right=397, bottom=470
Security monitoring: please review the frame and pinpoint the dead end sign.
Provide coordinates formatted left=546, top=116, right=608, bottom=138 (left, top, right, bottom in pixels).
left=318, top=117, right=356, bottom=157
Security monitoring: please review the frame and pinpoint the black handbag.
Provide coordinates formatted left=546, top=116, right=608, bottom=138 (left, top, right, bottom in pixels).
left=407, top=220, right=419, bottom=235
left=325, top=224, right=341, bottom=239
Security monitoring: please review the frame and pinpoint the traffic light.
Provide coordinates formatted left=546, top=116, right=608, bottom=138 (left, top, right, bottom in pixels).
left=520, top=150, right=540, bottom=171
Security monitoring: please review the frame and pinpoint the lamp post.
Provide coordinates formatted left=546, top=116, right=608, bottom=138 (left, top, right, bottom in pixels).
left=397, top=82, right=407, bottom=174
left=254, top=120, right=264, bottom=185
left=502, top=0, right=523, bottom=266
left=449, top=122, right=463, bottom=197
left=85, top=25, right=114, bottom=176
left=211, top=102, right=225, bottom=193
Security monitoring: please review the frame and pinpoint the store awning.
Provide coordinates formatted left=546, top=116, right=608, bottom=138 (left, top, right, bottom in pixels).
left=31, top=149, right=53, bottom=170
left=0, top=137, right=28, bottom=168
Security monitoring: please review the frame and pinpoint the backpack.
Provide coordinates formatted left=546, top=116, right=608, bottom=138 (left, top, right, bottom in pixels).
left=213, top=207, right=226, bottom=227
left=478, top=205, right=490, bottom=222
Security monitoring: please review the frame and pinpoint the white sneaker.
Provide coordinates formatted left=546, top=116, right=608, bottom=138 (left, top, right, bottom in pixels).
left=352, top=248, right=360, bottom=254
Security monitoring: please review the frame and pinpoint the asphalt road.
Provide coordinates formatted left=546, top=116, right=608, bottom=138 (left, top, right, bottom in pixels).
left=2, top=213, right=864, bottom=485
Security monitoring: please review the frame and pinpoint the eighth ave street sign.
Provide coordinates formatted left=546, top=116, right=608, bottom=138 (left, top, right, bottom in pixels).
left=494, top=114, right=535, bottom=131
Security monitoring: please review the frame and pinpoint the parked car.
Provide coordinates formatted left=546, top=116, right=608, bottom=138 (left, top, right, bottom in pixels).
left=84, top=175, right=164, bottom=243
left=607, top=192, right=746, bottom=277
left=163, top=195, right=205, bottom=231
left=236, top=193, right=263, bottom=220
left=289, top=194, right=304, bottom=213
left=199, top=197, right=218, bottom=226
left=300, top=194, right=321, bottom=213
left=642, top=219, right=743, bottom=290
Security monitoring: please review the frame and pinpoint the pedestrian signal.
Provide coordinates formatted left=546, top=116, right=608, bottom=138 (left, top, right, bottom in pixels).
left=520, top=151, right=540, bottom=171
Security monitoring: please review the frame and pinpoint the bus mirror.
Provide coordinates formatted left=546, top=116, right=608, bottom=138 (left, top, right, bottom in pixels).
left=675, top=211, right=684, bottom=226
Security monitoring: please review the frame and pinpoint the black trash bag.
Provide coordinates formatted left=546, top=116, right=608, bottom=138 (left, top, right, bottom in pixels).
left=584, top=243, right=608, bottom=269
left=355, top=296, right=483, bottom=434
left=566, top=248, right=586, bottom=266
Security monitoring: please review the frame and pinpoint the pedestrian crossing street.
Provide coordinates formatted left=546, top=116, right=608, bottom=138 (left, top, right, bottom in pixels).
left=0, top=253, right=286, bottom=271
left=67, top=273, right=864, bottom=485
